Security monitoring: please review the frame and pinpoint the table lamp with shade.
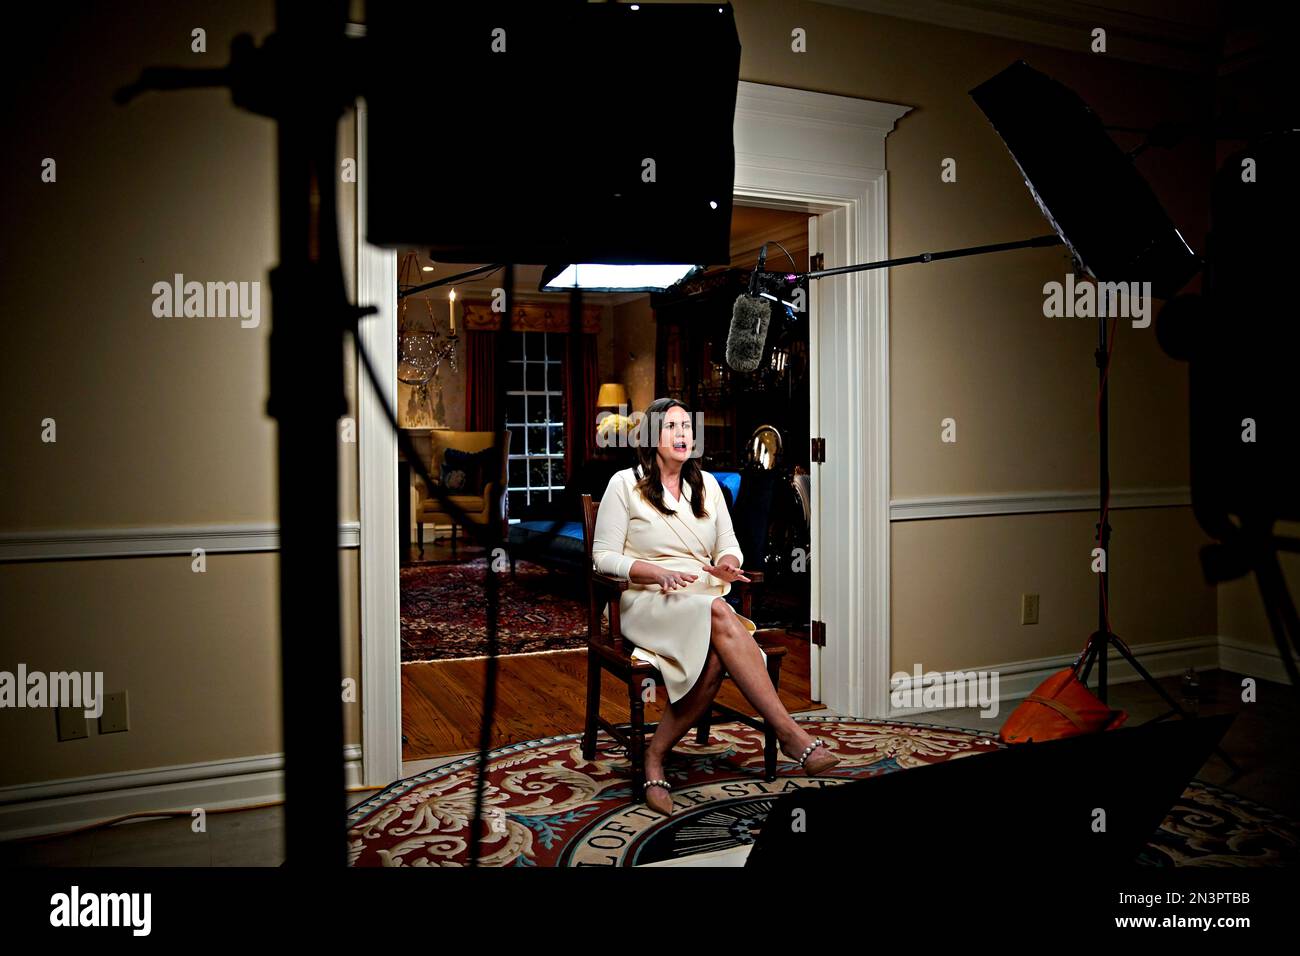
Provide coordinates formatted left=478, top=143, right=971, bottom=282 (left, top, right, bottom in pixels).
left=596, top=382, right=629, bottom=413
left=595, top=382, right=638, bottom=453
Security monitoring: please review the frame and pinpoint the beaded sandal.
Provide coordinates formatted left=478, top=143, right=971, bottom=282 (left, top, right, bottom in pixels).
left=643, top=778, right=673, bottom=816
left=788, top=738, right=840, bottom=776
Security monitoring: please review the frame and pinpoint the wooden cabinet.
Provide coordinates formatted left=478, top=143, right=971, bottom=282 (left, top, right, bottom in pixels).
left=651, top=268, right=810, bottom=472
left=652, top=269, right=742, bottom=467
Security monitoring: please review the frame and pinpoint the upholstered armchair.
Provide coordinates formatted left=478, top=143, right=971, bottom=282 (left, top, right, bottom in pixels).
left=411, top=430, right=511, bottom=555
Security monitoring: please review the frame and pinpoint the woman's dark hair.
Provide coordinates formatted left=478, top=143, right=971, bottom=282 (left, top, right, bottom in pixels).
left=632, top=397, right=709, bottom=519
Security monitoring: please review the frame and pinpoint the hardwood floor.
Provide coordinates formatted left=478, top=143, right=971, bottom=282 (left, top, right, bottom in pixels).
left=401, top=631, right=818, bottom=760
left=403, top=533, right=489, bottom=565
left=400, top=534, right=818, bottom=759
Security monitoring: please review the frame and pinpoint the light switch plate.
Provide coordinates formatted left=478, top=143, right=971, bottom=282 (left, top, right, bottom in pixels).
left=56, top=707, right=89, bottom=741
left=98, top=691, right=130, bottom=734
left=1021, top=593, right=1040, bottom=625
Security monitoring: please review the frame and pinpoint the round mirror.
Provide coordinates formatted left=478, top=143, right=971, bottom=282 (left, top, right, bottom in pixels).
left=747, top=424, right=783, bottom=470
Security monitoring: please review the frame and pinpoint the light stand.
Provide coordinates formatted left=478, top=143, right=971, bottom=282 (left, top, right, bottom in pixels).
left=1074, top=302, right=1239, bottom=778
left=753, top=240, right=1238, bottom=775
left=115, top=6, right=364, bottom=870
left=115, top=3, right=518, bottom=868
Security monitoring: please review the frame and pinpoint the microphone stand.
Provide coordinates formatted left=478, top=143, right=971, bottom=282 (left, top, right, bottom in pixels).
left=756, top=230, right=1239, bottom=773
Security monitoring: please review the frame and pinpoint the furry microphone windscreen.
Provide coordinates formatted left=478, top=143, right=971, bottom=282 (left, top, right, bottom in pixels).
left=726, top=294, right=771, bottom=372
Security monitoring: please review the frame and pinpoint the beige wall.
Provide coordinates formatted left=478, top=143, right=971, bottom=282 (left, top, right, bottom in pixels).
left=892, top=508, right=1215, bottom=673
left=731, top=0, right=1225, bottom=669
left=0, top=0, right=362, bottom=790
left=0, top=551, right=361, bottom=786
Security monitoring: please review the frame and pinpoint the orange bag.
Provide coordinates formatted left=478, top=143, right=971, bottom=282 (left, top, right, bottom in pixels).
left=999, top=642, right=1127, bottom=744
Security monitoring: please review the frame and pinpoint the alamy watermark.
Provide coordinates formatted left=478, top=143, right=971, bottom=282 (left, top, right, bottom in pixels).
left=50, top=885, right=151, bottom=936
left=595, top=407, right=705, bottom=458
left=890, top=664, right=1000, bottom=717
left=1042, top=274, right=1151, bottom=328
left=0, top=664, right=104, bottom=719
left=151, top=273, right=261, bottom=329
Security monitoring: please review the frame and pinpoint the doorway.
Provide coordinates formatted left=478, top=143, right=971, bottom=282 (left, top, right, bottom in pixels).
left=357, top=83, right=910, bottom=787
left=390, top=211, right=822, bottom=762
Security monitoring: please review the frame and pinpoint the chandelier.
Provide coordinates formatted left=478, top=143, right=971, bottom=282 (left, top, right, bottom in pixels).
left=397, top=252, right=458, bottom=427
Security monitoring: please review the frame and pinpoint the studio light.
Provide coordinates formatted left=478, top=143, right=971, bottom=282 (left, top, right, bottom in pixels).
left=539, top=262, right=702, bottom=293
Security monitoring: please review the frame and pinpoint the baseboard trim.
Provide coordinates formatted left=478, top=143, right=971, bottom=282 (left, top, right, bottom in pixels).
left=1218, top=635, right=1298, bottom=688
left=889, top=487, right=1191, bottom=521
left=0, top=745, right=363, bottom=842
left=886, top=635, right=1220, bottom=719
left=0, top=522, right=362, bottom=563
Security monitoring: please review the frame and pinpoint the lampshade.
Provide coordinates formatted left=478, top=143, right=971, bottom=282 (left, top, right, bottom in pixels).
left=596, top=383, right=629, bottom=409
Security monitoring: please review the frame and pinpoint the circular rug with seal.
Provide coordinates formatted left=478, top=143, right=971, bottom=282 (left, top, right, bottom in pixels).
left=349, top=717, right=1002, bottom=867
left=346, top=716, right=1299, bottom=867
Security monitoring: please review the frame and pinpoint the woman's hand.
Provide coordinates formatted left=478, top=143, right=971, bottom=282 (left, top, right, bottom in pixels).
left=652, top=566, right=699, bottom=592
left=701, top=560, right=750, bottom=583
left=627, top=559, right=697, bottom=591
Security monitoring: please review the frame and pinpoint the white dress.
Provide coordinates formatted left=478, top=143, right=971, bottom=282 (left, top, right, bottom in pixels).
left=591, top=466, right=763, bottom=705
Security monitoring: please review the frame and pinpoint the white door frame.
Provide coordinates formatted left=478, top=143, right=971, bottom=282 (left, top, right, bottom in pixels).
left=356, top=82, right=909, bottom=787
left=355, top=99, right=403, bottom=788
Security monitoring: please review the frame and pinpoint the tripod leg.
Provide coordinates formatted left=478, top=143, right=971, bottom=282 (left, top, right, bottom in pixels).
left=1107, top=637, right=1242, bottom=776
left=1253, top=545, right=1300, bottom=693
left=1077, top=632, right=1103, bottom=685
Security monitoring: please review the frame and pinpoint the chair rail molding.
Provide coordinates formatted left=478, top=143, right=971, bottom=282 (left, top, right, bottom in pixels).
left=0, top=523, right=361, bottom=563
left=889, top=487, right=1193, bottom=521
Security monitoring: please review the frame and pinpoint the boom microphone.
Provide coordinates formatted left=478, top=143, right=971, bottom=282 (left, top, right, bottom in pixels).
left=726, top=243, right=771, bottom=372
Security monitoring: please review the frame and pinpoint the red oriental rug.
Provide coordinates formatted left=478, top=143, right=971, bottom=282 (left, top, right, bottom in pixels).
left=400, top=558, right=588, bottom=663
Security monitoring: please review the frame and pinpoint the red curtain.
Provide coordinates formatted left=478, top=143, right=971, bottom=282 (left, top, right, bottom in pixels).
left=564, top=332, right=599, bottom=483
left=464, top=329, right=497, bottom=431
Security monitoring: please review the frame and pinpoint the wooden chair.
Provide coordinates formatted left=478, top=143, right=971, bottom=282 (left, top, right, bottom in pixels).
left=578, top=493, right=788, bottom=798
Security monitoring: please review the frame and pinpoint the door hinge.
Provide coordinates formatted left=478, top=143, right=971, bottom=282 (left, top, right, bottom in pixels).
left=810, top=620, right=826, bottom=647
left=810, top=252, right=824, bottom=272
left=810, top=437, right=825, bottom=463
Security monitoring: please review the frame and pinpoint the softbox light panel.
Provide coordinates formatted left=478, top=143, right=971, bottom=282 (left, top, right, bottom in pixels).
left=363, top=1, right=741, bottom=266
left=970, top=60, right=1201, bottom=300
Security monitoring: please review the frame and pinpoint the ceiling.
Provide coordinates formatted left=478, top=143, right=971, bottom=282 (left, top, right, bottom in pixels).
left=397, top=203, right=811, bottom=305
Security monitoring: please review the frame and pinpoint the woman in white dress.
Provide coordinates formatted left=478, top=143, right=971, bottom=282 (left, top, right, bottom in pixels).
left=591, top=397, right=839, bottom=816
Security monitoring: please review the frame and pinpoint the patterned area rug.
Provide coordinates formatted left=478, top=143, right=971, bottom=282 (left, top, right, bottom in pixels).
left=1136, top=783, right=1299, bottom=866
left=347, top=717, right=1300, bottom=867
left=400, top=559, right=588, bottom=663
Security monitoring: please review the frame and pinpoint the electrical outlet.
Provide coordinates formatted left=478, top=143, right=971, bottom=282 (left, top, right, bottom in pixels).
left=98, top=691, right=130, bottom=734
left=56, top=708, right=89, bottom=741
left=1020, top=593, right=1040, bottom=625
